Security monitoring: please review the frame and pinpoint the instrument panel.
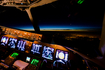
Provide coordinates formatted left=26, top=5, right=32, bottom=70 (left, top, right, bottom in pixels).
left=0, top=34, right=70, bottom=62
left=0, top=33, right=103, bottom=70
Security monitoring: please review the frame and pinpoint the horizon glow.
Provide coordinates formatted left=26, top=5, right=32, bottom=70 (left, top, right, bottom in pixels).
left=16, top=25, right=101, bottom=31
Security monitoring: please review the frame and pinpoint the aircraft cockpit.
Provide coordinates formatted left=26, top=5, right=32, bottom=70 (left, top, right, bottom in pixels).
left=0, top=26, right=105, bottom=70
left=0, top=0, right=105, bottom=70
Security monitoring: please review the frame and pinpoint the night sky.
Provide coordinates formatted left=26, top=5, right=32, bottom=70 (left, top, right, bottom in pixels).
left=0, top=0, right=104, bottom=31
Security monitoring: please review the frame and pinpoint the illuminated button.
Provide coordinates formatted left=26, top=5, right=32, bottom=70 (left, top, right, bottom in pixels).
left=26, top=57, right=30, bottom=62
left=31, top=59, right=39, bottom=66
left=59, top=52, right=64, bottom=59
left=77, top=0, right=84, bottom=4
left=11, top=52, right=19, bottom=58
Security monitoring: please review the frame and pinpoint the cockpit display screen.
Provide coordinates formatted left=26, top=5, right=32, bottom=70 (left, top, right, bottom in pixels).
left=42, top=46, right=54, bottom=60
left=56, top=49, right=68, bottom=61
left=0, top=36, right=9, bottom=46
left=26, top=57, right=31, bottom=62
left=17, top=40, right=26, bottom=51
left=31, top=43, right=42, bottom=55
left=8, top=38, right=17, bottom=49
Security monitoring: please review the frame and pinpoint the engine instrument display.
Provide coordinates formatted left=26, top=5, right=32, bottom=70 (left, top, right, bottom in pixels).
left=31, top=43, right=42, bottom=54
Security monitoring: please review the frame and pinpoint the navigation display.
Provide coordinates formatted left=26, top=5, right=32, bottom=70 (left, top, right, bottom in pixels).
left=8, top=38, right=17, bottom=49
left=42, top=46, right=54, bottom=60
left=0, top=36, right=9, bottom=46
left=31, top=43, right=42, bottom=54
left=56, top=49, right=68, bottom=61
left=17, top=40, right=26, bottom=51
